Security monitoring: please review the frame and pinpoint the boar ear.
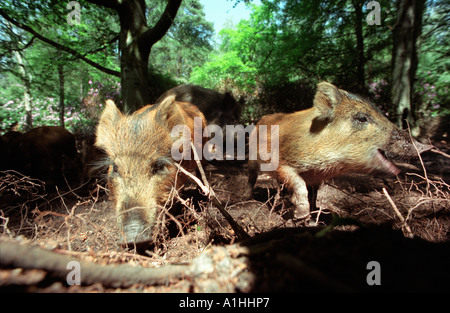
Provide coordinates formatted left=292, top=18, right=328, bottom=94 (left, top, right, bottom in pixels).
left=99, top=100, right=122, bottom=127
left=95, top=100, right=122, bottom=149
left=155, top=95, right=180, bottom=125
left=313, top=82, right=343, bottom=120
left=156, top=95, right=202, bottom=130
left=222, top=92, right=236, bottom=110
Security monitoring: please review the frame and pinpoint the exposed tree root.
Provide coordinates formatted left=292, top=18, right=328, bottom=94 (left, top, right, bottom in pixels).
left=0, top=239, right=191, bottom=288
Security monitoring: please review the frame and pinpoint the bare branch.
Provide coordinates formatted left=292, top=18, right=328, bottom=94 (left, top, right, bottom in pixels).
left=140, top=0, right=182, bottom=47
left=0, top=8, right=120, bottom=77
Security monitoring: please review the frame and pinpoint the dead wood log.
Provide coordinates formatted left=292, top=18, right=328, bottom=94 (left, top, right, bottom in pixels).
left=7, top=226, right=447, bottom=292
left=0, top=240, right=191, bottom=288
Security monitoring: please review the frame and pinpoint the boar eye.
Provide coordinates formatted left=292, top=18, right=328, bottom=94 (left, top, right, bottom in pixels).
left=152, top=159, right=167, bottom=175
left=353, top=113, right=369, bottom=124
left=109, top=162, right=119, bottom=177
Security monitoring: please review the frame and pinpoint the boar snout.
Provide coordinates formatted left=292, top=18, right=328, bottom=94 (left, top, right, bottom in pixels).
left=375, top=129, right=433, bottom=176
left=119, top=207, right=154, bottom=245
left=376, top=129, right=433, bottom=176
left=385, top=129, right=433, bottom=160
left=413, top=140, right=433, bottom=155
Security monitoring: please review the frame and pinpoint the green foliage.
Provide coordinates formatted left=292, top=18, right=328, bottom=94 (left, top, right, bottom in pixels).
left=416, top=0, right=450, bottom=117
left=190, top=50, right=257, bottom=91
left=0, top=0, right=120, bottom=133
left=0, top=0, right=448, bottom=133
left=149, top=0, right=214, bottom=83
left=0, top=0, right=214, bottom=133
left=0, top=74, right=121, bottom=133
left=416, top=71, right=450, bottom=117
left=191, top=3, right=283, bottom=91
left=194, top=1, right=395, bottom=92
left=0, top=92, right=81, bottom=133
left=191, top=0, right=448, bottom=125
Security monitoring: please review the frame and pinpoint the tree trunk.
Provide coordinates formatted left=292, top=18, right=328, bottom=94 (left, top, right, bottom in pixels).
left=58, top=62, right=65, bottom=128
left=391, top=0, right=425, bottom=132
left=116, top=0, right=148, bottom=113
left=12, top=49, right=33, bottom=130
left=111, top=0, right=182, bottom=113
left=353, top=0, right=365, bottom=93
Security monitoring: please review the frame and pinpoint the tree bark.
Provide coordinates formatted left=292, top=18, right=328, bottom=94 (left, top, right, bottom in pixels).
left=391, top=0, right=425, bottom=131
left=58, top=61, right=65, bottom=128
left=116, top=0, right=150, bottom=113
left=353, top=0, right=365, bottom=93
left=91, top=0, right=182, bottom=113
left=12, top=49, right=33, bottom=130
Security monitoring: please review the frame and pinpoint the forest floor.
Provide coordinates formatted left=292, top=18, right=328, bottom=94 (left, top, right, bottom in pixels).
left=0, top=139, right=449, bottom=293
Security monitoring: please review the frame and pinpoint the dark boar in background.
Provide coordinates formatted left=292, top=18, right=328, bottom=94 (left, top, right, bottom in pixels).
left=2, top=126, right=80, bottom=186
left=95, top=96, right=206, bottom=245
left=156, top=84, right=241, bottom=129
left=245, top=82, right=433, bottom=219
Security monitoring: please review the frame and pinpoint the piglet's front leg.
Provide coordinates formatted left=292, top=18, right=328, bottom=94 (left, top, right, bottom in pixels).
left=277, top=165, right=310, bottom=219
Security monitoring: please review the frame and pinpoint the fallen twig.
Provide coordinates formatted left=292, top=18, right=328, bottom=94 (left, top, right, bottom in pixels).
left=174, top=145, right=250, bottom=241
left=431, top=148, right=450, bottom=159
left=382, top=188, right=414, bottom=239
left=174, top=162, right=250, bottom=241
left=190, top=142, right=210, bottom=192
left=174, top=162, right=208, bottom=195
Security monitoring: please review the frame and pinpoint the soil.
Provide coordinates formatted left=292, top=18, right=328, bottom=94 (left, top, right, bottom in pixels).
left=0, top=140, right=449, bottom=293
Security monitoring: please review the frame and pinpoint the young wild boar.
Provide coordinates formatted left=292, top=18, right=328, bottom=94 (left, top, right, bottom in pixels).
left=5, top=126, right=80, bottom=186
left=245, top=82, right=433, bottom=219
left=95, top=96, right=206, bottom=245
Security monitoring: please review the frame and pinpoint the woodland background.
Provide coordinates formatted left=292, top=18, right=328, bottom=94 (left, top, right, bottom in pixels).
left=0, top=0, right=449, bottom=293
left=0, top=0, right=448, bottom=137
